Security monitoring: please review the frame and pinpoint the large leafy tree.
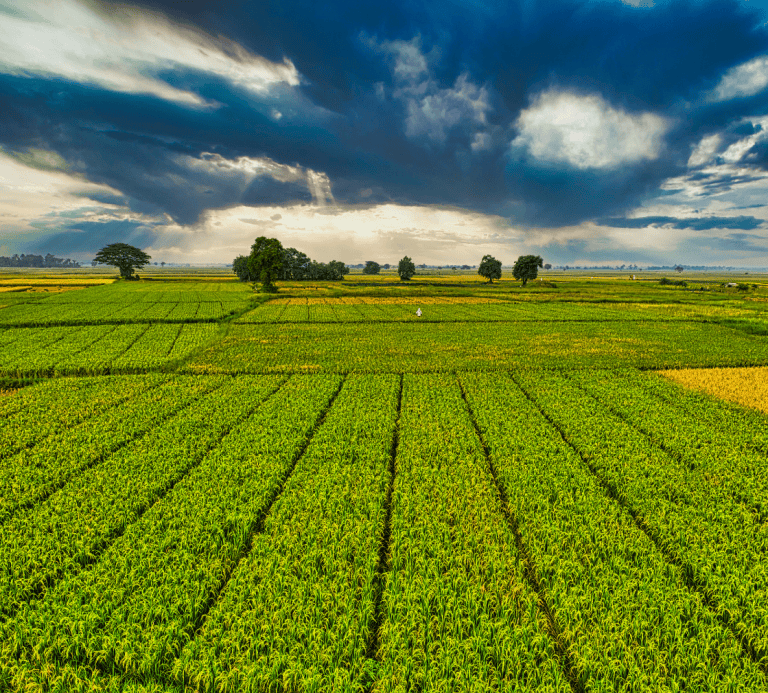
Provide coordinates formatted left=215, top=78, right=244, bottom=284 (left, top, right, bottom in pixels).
left=93, top=243, right=151, bottom=280
left=512, top=255, right=544, bottom=286
left=478, top=255, right=502, bottom=283
left=247, top=236, right=285, bottom=292
left=363, top=261, right=380, bottom=275
left=398, top=256, right=416, bottom=281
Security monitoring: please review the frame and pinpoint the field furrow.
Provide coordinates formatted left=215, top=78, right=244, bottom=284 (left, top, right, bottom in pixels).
left=0, top=375, right=274, bottom=619
left=174, top=374, right=397, bottom=691
left=0, top=375, right=226, bottom=523
left=0, top=374, right=345, bottom=688
left=0, top=374, right=152, bottom=459
left=567, top=368, right=768, bottom=520
left=514, top=369, right=768, bottom=664
left=460, top=371, right=766, bottom=690
left=374, top=374, right=569, bottom=692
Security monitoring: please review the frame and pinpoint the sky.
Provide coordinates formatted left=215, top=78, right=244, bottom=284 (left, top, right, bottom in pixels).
left=3, top=0, right=768, bottom=267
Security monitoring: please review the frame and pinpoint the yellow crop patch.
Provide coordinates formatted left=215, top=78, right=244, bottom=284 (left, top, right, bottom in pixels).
left=660, top=366, right=768, bottom=413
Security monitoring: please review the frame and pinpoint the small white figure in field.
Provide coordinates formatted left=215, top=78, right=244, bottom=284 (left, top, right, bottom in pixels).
left=416, top=308, right=422, bottom=317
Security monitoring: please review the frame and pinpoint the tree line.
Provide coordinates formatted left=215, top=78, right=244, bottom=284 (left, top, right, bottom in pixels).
left=0, top=253, right=81, bottom=268
left=233, top=237, right=545, bottom=291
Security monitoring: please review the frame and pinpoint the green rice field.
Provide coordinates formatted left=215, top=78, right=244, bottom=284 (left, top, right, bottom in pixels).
left=1, top=270, right=768, bottom=692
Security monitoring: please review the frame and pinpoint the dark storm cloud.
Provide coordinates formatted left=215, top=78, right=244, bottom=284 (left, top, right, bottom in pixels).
left=709, top=232, right=768, bottom=252
left=598, top=215, right=764, bottom=231
left=2, top=0, right=768, bottom=231
left=70, top=190, right=129, bottom=207
left=31, top=220, right=167, bottom=256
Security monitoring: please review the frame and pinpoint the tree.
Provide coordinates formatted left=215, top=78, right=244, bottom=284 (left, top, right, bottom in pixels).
left=478, top=255, right=502, bottom=283
left=93, top=243, right=151, bottom=280
left=280, top=247, right=312, bottom=280
left=232, top=255, right=256, bottom=282
left=363, top=261, right=380, bottom=275
left=325, top=260, right=348, bottom=280
left=512, top=255, right=544, bottom=286
left=247, top=237, right=284, bottom=292
left=398, top=256, right=416, bottom=281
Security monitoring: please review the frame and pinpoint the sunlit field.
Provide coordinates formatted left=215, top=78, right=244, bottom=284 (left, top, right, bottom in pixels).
left=1, top=269, right=768, bottom=692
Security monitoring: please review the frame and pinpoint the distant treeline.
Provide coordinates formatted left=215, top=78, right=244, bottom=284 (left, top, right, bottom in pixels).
left=0, top=253, right=81, bottom=268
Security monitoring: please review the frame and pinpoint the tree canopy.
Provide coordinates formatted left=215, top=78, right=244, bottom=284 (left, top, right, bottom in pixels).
left=512, top=255, right=544, bottom=286
left=233, top=245, right=347, bottom=284
left=93, top=243, right=151, bottom=279
left=247, top=237, right=285, bottom=292
left=398, top=256, right=416, bottom=281
left=363, top=261, right=381, bottom=275
left=478, top=255, right=502, bottom=283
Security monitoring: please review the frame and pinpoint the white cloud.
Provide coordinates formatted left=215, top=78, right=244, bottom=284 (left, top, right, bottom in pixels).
left=513, top=89, right=669, bottom=169
left=711, top=56, right=768, bottom=102
left=0, top=148, right=126, bottom=240
left=371, top=37, right=492, bottom=146
left=687, top=134, right=722, bottom=168
left=0, top=0, right=299, bottom=107
left=184, top=152, right=334, bottom=206
left=167, top=202, right=524, bottom=265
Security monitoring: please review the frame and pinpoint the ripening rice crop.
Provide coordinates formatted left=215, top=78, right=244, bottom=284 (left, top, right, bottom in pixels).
left=660, top=366, right=768, bottom=413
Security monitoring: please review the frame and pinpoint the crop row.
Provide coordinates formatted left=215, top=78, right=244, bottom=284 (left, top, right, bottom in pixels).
left=270, top=296, right=507, bottom=305
left=22, top=283, right=252, bottom=304
left=186, top=320, right=768, bottom=374
left=235, top=302, right=616, bottom=324
left=173, top=373, right=397, bottom=691
left=235, top=299, right=761, bottom=324
left=646, top=368, right=768, bottom=454
left=0, top=374, right=160, bottom=459
left=0, top=300, right=247, bottom=326
left=0, top=374, right=344, bottom=690
left=0, top=369, right=766, bottom=690
left=0, top=375, right=276, bottom=620
left=514, top=369, right=768, bottom=663
left=0, top=323, right=218, bottom=376
left=376, top=374, right=568, bottom=692
left=568, top=368, right=768, bottom=521
left=0, top=375, right=230, bottom=524
left=460, top=371, right=765, bottom=689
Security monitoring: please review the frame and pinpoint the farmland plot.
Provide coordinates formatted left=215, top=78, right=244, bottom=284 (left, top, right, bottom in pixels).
left=1, top=277, right=768, bottom=691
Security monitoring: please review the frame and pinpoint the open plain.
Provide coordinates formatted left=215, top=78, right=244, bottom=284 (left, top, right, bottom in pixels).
left=1, top=269, right=768, bottom=692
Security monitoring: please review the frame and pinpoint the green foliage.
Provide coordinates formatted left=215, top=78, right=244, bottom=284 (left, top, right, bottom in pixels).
left=377, top=374, right=567, bottom=690
left=659, top=277, right=687, bottom=287
left=177, top=375, right=393, bottom=689
left=512, top=254, right=543, bottom=286
left=232, top=254, right=255, bottom=282
left=363, top=260, right=380, bottom=275
left=477, top=254, right=502, bottom=283
left=519, top=368, right=768, bottom=668
left=92, top=243, right=151, bottom=279
left=397, top=255, right=416, bottom=280
left=462, top=370, right=765, bottom=687
left=247, top=236, right=285, bottom=292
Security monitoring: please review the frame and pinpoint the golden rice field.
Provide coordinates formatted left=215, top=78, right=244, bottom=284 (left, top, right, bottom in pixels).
left=662, top=366, right=768, bottom=413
